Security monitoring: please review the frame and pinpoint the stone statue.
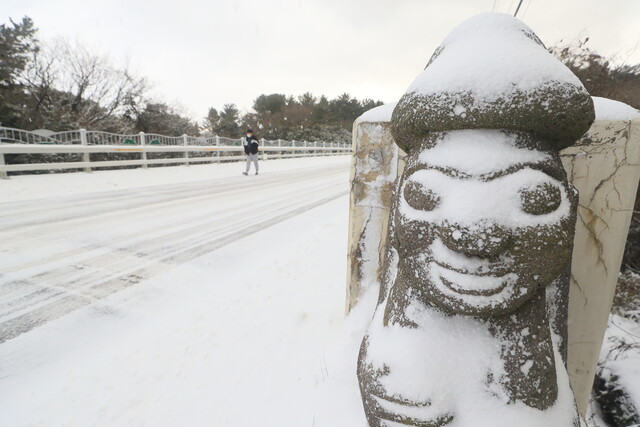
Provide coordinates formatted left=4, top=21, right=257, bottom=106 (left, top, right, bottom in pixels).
left=357, top=13, right=595, bottom=427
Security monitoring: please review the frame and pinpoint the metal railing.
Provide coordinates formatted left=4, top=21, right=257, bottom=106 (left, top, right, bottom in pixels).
left=0, top=127, right=352, bottom=178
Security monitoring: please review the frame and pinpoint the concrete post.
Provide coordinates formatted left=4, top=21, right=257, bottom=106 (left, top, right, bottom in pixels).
left=261, top=138, right=267, bottom=161
left=79, top=129, right=91, bottom=173
left=561, top=119, right=640, bottom=414
left=139, top=132, right=147, bottom=169
left=0, top=152, right=7, bottom=179
left=215, top=135, right=220, bottom=162
left=183, top=134, right=189, bottom=166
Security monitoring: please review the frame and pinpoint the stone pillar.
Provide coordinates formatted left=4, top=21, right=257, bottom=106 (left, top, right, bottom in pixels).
left=561, top=118, right=640, bottom=414
left=345, top=114, right=403, bottom=312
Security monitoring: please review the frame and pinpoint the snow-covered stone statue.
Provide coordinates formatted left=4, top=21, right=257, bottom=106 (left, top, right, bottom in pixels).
left=357, top=13, right=595, bottom=427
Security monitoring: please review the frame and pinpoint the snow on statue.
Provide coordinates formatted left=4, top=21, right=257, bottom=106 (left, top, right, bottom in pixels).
left=357, top=13, right=595, bottom=427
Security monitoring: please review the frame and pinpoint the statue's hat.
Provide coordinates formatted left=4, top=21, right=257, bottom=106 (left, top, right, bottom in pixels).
left=391, top=13, right=595, bottom=152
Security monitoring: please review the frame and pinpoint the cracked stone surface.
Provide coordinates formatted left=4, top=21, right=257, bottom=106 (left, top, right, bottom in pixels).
left=561, top=119, right=640, bottom=415
left=346, top=115, right=640, bottom=418
left=346, top=119, right=405, bottom=312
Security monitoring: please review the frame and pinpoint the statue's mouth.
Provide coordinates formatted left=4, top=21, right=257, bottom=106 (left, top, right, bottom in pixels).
left=430, top=261, right=517, bottom=296
left=369, top=392, right=453, bottom=427
left=428, top=239, right=513, bottom=276
left=432, top=258, right=510, bottom=277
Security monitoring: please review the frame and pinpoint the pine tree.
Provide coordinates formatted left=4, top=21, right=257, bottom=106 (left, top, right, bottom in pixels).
left=0, top=16, right=39, bottom=127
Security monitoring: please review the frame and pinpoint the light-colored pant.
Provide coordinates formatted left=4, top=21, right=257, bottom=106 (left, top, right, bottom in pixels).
left=246, top=153, right=259, bottom=173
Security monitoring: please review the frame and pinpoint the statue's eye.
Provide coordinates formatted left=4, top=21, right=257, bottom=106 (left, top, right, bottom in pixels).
left=519, top=183, right=561, bottom=215
left=404, top=181, right=440, bottom=211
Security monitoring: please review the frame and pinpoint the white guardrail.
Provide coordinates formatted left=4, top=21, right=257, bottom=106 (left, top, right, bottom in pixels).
left=0, top=127, right=352, bottom=178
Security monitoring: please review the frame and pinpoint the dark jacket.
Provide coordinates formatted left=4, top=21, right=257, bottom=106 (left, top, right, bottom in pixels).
left=244, top=136, right=259, bottom=155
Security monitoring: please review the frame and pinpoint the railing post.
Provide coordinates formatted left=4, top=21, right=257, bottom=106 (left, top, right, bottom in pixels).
left=292, top=140, right=295, bottom=158
left=80, top=129, right=91, bottom=173
left=261, top=138, right=267, bottom=161
left=183, top=134, right=189, bottom=166
left=314, top=141, right=317, bottom=157
left=139, top=132, right=148, bottom=169
left=215, top=135, right=220, bottom=162
left=0, top=152, right=7, bottom=179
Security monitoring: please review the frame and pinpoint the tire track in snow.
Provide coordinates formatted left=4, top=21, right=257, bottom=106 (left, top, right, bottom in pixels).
left=1, top=168, right=343, bottom=272
left=0, top=178, right=342, bottom=317
left=0, top=162, right=348, bottom=343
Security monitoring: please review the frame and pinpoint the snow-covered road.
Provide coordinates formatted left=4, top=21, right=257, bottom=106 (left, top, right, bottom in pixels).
left=0, top=157, right=349, bottom=342
left=0, top=156, right=374, bottom=427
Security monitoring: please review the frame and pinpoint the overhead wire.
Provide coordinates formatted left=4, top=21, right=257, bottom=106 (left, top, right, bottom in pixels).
left=513, top=0, right=525, bottom=17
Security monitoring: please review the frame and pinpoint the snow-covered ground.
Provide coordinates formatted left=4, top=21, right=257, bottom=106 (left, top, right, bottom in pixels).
left=0, top=156, right=372, bottom=426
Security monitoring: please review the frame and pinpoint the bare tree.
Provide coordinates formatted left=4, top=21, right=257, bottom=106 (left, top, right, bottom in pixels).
left=550, top=37, right=640, bottom=109
left=20, top=39, right=148, bottom=131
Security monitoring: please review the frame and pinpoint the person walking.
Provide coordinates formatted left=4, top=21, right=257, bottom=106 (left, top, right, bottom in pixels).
left=242, top=129, right=260, bottom=176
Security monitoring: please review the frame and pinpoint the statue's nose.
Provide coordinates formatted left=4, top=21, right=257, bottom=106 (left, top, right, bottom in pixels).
left=438, top=221, right=511, bottom=258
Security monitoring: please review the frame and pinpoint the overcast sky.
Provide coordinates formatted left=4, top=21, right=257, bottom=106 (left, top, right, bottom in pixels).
left=4, top=0, right=640, bottom=119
